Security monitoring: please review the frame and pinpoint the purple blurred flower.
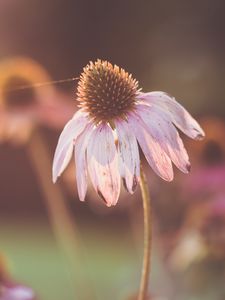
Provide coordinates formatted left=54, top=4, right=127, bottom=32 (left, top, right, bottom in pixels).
left=0, top=255, right=36, bottom=300
left=0, top=285, right=35, bottom=300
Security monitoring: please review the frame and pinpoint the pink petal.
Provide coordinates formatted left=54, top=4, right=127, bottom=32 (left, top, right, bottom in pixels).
left=115, top=119, right=140, bottom=193
left=136, top=104, right=191, bottom=173
left=137, top=92, right=205, bottom=140
left=74, top=122, right=94, bottom=201
left=128, top=112, right=173, bottom=181
left=52, top=110, right=88, bottom=183
left=87, top=123, right=120, bottom=206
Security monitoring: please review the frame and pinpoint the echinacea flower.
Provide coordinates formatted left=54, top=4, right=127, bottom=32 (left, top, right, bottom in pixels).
left=53, top=60, right=204, bottom=206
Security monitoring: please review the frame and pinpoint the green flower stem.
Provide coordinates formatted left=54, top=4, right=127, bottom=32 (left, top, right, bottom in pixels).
left=138, top=167, right=152, bottom=300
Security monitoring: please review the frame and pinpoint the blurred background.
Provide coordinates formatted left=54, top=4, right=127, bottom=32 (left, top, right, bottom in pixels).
left=0, top=0, right=225, bottom=299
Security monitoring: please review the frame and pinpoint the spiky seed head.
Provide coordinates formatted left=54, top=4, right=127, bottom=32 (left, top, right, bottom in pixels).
left=77, top=60, right=139, bottom=123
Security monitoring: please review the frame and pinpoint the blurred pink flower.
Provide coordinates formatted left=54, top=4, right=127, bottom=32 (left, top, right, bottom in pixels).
left=53, top=60, right=204, bottom=206
left=0, top=255, right=36, bottom=300
left=181, top=117, right=225, bottom=200
left=0, top=285, right=35, bottom=300
left=209, top=194, right=225, bottom=216
left=184, top=165, right=225, bottom=195
left=0, top=56, right=74, bottom=144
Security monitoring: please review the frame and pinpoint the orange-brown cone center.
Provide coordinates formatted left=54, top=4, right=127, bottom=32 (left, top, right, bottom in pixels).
left=77, top=60, right=139, bottom=123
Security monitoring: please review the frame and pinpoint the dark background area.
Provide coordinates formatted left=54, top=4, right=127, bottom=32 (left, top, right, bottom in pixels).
left=0, top=0, right=224, bottom=113
left=1, top=0, right=225, bottom=213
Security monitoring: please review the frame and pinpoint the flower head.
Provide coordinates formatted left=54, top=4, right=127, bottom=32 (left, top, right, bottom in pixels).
left=77, top=60, right=139, bottom=123
left=53, top=60, right=205, bottom=206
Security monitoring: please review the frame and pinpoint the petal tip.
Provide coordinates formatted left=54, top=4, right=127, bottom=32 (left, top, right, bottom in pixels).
left=122, top=178, right=133, bottom=194
left=160, top=173, right=174, bottom=182
left=122, top=176, right=138, bottom=194
left=77, top=188, right=87, bottom=202
left=79, top=197, right=86, bottom=202
left=52, top=173, right=57, bottom=184
left=187, top=163, right=191, bottom=173
left=165, top=173, right=174, bottom=182
left=182, top=163, right=191, bottom=174
left=106, top=201, right=113, bottom=207
left=195, top=132, right=205, bottom=141
left=132, top=175, right=138, bottom=192
left=97, top=188, right=112, bottom=207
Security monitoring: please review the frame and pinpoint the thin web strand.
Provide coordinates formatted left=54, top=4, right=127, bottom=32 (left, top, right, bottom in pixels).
left=3, top=77, right=79, bottom=93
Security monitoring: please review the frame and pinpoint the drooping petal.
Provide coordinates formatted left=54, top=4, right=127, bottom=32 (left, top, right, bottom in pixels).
left=74, top=122, right=94, bottom=201
left=128, top=112, right=173, bottom=181
left=87, top=123, right=120, bottom=206
left=137, top=92, right=205, bottom=140
left=115, top=119, right=140, bottom=193
left=52, top=110, right=88, bottom=183
left=136, top=104, right=191, bottom=173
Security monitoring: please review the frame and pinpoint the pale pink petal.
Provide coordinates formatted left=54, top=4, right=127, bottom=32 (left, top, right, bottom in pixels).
left=87, top=123, right=120, bottom=206
left=136, top=104, right=191, bottom=173
left=74, top=122, right=95, bottom=201
left=137, top=91, right=205, bottom=140
left=115, top=119, right=140, bottom=193
left=128, top=112, right=173, bottom=181
left=52, top=110, right=88, bottom=183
